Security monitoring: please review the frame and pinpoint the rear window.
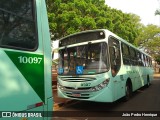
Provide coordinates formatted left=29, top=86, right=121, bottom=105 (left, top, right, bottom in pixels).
left=0, top=0, right=37, bottom=50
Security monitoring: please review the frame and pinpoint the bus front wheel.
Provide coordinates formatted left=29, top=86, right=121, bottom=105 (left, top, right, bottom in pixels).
left=123, top=82, right=132, bottom=101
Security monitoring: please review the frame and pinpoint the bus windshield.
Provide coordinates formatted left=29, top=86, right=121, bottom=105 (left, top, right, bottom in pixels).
left=58, top=42, right=108, bottom=75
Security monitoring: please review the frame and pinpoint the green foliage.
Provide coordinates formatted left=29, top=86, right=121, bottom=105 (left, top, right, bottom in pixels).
left=135, top=24, right=160, bottom=60
left=155, top=56, right=160, bottom=64
left=47, top=0, right=142, bottom=43
left=155, top=9, right=160, bottom=16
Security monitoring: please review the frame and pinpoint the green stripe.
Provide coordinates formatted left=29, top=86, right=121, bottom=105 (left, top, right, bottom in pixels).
left=5, top=51, right=45, bottom=102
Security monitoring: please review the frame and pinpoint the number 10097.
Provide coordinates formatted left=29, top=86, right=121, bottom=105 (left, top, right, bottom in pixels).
left=18, top=56, right=42, bottom=64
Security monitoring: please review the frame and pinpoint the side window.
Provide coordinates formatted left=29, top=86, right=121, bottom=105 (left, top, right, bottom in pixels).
left=144, top=55, right=147, bottom=67
left=0, top=0, right=37, bottom=50
left=150, top=58, right=152, bottom=67
left=121, top=43, right=130, bottom=65
left=148, top=57, right=152, bottom=67
left=129, top=47, right=137, bottom=66
left=109, top=37, right=121, bottom=76
left=137, top=52, right=143, bottom=66
left=141, top=54, right=146, bottom=67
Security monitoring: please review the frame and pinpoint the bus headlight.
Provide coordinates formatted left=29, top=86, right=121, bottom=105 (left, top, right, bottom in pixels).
left=57, top=83, right=64, bottom=90
left=90, top=79, right=110, bottom=92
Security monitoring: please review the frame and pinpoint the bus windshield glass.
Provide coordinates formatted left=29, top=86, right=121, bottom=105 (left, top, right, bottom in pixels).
left=58, top=42, right=108, bottom=75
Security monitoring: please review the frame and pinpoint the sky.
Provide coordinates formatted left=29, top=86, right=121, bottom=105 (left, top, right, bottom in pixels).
left=105, top=0, right=160, bottom=26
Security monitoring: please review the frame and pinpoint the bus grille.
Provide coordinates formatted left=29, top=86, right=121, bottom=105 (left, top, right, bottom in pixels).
left=59, top=76, right=96, bottom=82
left=64, top=87, right=91, bottom=90
left=58, top=76, right=97, bottom=99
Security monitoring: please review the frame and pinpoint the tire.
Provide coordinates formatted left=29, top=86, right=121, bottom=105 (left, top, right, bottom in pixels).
left=146, top=77, right=150, bottom=88
left=123, top=82, right=132, bottom=102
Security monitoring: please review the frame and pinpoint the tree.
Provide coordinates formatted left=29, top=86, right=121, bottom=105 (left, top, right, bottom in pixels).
left=155, top=56, right=160, bottom=64
left=135, top=24, right=160, bottom=58
left=109, top=9, right=142, bottom=43
left=135, top=24, right=160, bottom=72
left=155, top=9, right=160, bottom=15
left=46, top=0, right=142, bottom=43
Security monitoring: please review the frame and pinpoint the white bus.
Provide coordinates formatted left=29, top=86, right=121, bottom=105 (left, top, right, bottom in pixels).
left=0, top=0, right=53, bottom=119
left=57, top=29, right=154, bottom=102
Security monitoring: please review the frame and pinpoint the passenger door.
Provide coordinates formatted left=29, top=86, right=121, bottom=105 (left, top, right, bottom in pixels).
left=108, top=36, right=122, bottom=100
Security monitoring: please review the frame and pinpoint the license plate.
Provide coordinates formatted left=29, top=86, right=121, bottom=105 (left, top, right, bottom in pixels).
left=72, top=93, right=81, bottom=97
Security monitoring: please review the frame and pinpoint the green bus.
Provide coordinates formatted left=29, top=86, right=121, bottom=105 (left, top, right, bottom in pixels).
left=57, top=29, right=154, bottom=102
left=0, top=0, right=53, bottom=119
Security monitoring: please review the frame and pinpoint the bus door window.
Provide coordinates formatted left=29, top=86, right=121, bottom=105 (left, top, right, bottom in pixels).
left=109, top=37, right=121, bottom=76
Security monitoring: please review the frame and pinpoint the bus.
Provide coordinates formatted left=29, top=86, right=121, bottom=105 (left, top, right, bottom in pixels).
left=0, top=0, right=53, bottom=119
left=57, top=29, right=154, bottom=102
